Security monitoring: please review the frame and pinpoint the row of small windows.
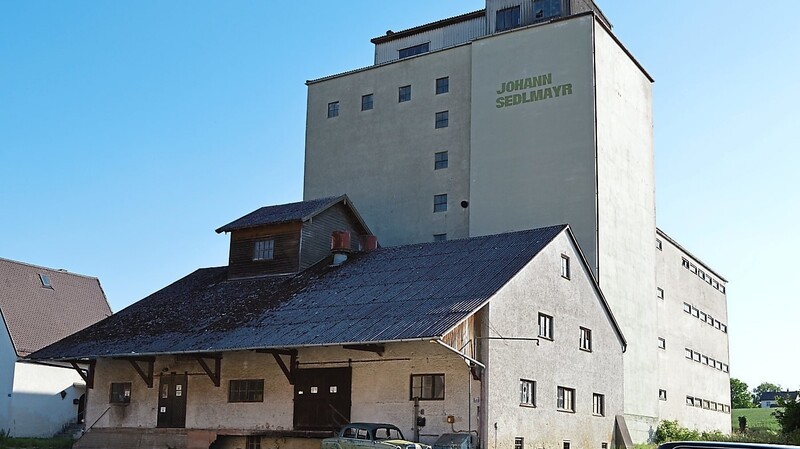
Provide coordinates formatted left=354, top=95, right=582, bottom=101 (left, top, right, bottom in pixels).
left=682, top=258, right=726, bottom=294
left=326, top=77, right=450, bottom=118
left=515, top=440, right=599, bottom=449
left=519, top=380, right=605, bottom=416
left=496, top=0, right=563, bottom=33
left=685, top=347, right=730, bottom=373
left=399, top=42, right=430, bottom=59
left=682, top=302, right=728, bottom=334
left=686, top=395, right=731, bottom=414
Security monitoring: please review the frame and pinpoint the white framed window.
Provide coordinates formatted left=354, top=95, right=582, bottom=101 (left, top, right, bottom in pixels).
left=253, top=239, right=275, bottom=261
left=659, top=389, right=667, bottom=401
left=658, top=337, right=666, bottom=350
left=557, top=386, right=575, bottom=412
left=657, top=287, right=664, bottom=299
left=686, top=396, right=695, bottom=406
left=592, top=393, right=605, bottom=416
left=683, top=302, right=692, bottom=313
left=561, top=255, right=570, bottom=279
left=693, top=352, right=701, bottom=362
left=538, top=313, right=553, bottom=340
left=410, top=374, right=445, bottom=400
left=685, top=348, right=693, bottom=359
left=656, top=239, right=662, bottom=250
left=579, top=327, right=592, bottom=352
left=514, top=437, right=524, bottom=449
left=38, top=273, right=52, bottom=289
left=520, top=379, right=536, bottom=407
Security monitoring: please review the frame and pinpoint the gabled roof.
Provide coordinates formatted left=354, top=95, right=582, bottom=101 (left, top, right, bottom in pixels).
left=215, top=195, right=370, bottom=234
left=31, top=226, right=581, bottom=361
left=759, top=391, right=799, bottom=402
left=0, top=258, right=112, bottom=357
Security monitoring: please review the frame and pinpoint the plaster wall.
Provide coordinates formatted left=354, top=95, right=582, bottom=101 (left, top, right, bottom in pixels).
left=469, top=16, right=599, bottom=273
left=592, top=20, right=658, bottom=440
left=87, top=342, right=477, bottom=446
left=481, top=230, right=624, bottom=449
left=304, top=45, right=473, bottom=247
left=9, top=362, right=84, bottom=437
left=655, top=235, right=730, bottom=433
left=0, top=312, right=16, bottom=434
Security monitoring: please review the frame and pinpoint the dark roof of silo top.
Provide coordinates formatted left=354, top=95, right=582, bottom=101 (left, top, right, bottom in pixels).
left=216, top=195, right=353, bottom=233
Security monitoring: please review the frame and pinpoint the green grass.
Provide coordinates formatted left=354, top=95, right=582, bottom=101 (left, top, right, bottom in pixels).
left=0, top=438, right=73, bottom=449
left=732, top=407, right=782, bottom=432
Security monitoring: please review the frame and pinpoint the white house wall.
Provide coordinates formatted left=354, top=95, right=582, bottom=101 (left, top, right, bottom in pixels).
left=481, top=231, right=624, bottom=449
left=9, top=362, right=84, bottom=437
left=0, top=311, right=16, bottom=434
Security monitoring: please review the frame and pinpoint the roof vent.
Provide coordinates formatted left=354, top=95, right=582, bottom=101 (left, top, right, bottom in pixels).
left=331, top=231, right=351, bottom=266
left=360, top=235, right=378, bottom=251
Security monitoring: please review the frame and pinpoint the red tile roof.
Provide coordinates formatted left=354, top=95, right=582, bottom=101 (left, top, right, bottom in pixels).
left=0, top=258, right=112, bottom=356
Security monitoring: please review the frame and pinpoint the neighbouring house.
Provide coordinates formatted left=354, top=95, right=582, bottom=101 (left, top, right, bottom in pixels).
left=31, top=196, right=629, bottom=449
left=0, top=257, right=112, bottom=437
left=758, top=391, right=799, bottom=408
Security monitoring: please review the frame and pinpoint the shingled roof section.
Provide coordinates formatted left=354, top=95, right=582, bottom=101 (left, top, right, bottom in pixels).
left=31, top=225, right=568, bottom=361
left=0, top=258, right=112, bottom=357
left=215, top=196, right=346, bottom=233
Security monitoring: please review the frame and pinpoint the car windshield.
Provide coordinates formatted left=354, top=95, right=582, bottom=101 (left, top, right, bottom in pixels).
left=374, top=427, right=404, bottom=440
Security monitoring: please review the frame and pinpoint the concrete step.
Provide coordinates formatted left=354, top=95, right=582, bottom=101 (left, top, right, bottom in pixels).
left=74, top=428, right=193, bottom=449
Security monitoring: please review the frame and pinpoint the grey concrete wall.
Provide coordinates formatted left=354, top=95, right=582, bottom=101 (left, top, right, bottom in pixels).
left=482, top=230, right=624, bottom=449
left=592, top=20, right=658, bottom=441
left=304, top=45, right=473, bottom=246
left=469, top=16, right=599, bottom=272
left=656, top=233, right=730, bottom=433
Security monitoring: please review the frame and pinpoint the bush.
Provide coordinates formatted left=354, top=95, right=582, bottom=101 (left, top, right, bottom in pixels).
left=775, top=396, right=800, bottom=435
left=654, top=418, right=800, bottom=446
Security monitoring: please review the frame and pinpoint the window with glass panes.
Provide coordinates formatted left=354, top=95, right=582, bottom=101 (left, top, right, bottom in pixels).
left=410, top=374, right=444, bottom=400
left=593, top=393, right=605, bottom=416
left=435, top=151, right=448, bottom=169
left=109, top=382, right=131, bottom=404
left=496, top=6, right=520, bottom=31
left=435, top=111, right=449, bottom=129
left=399, top=85, right=411, bottom=102
left=538, top=313, right=553, bottom=339
left=579, top=327, right=592, bottom=351
left=533, top=0, right=562, bottom=22
left=253, top=239, right=274, bottom=261
left=436, top=77, right=449, bottom=95
left=327, top=101, right=339, bottom=118
left=362, top=94, right=373, bottom=111
left=520, top=379, right=535, bottom=406
left=433, top=194, right=447, bottom=212
left=557, top=386, right=575, bottom=411
left=229, top=379, right=265, bottom=402
left=399, top=42, right=430, bottom=59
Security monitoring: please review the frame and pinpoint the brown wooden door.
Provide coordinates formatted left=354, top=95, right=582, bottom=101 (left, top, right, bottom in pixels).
left=157, top=373, right=187, bottom=428
left=293, top=367, right=351, bottom=430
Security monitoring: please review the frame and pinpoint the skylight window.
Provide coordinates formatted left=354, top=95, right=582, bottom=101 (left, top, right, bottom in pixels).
left=39, top=273, right=52, bottom=289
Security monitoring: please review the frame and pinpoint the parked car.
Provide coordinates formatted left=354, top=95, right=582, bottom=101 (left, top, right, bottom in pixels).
left=658, top=442, right=799, bottom=449
left=322, top=423, right=432, bottom=449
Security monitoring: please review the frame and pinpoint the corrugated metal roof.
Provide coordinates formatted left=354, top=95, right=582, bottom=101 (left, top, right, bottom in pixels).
left=215, top=196, right=345, bottom=233
left=30, top=226, right=567, bottom=361
left=0, top=258, right=112, bottom=356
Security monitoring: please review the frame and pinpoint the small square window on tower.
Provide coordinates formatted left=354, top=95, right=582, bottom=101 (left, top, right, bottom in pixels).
left=659, top=389, right=667, bottom=401
left=327, top=101, right=339, bottom=118
left=433, top=194, right=447, bottom=212
left=656, top=287, right=664, bottom=299
left=399, top=85, right=412, bottom=102
left=434, top=151, right=448, bottom=170
left=658, top=337, right=666, bottom=350
left=361, top=94, right=374, bottom=111
left=435, top=111, right=449, bottom=129
left=436, top=77, right=449, bottom=95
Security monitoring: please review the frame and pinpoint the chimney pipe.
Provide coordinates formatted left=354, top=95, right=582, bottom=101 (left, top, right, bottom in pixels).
left=360, top=235, right=378, bottom=251
left=331, top=231, right=351, bottom=266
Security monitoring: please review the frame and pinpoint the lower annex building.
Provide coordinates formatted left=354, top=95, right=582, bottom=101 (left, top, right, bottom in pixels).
left=32, top=196, right=629, bottom=449
left=302, top=0, right=730, bottom=440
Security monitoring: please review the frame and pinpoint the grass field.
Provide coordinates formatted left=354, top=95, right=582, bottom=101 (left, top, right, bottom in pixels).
left=0, top=437, right=73, bottom=449
left=731, top=407, right=782, bottom=432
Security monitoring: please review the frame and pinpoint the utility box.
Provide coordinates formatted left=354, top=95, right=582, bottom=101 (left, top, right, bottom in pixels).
left=433, top=433, right=472, bottom=449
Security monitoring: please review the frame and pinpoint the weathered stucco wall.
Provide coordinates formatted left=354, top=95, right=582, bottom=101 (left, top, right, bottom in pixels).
left=304, top=44, right=473, bottom=247
left=592, top=19, right=659, bottom=441
left=87, top=342, right=477, bottom=446
left=482, top=230, right=624, bottom=449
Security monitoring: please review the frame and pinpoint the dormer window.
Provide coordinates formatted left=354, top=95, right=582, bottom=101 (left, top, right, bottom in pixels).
left=253, top=240, right=275, bottom=261
left=39, top=273, right=52, bottom=289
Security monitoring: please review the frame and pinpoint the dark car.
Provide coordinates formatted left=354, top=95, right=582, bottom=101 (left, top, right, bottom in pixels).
left=321, top=423, right=432, bottom=449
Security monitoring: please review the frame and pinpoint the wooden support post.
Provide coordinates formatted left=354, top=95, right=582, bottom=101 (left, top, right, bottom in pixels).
left=195, top=354, right=222, bottom=387
left=343, top=344, right=385, bottom=356
left=69, top=360, right=95, bottom=389
left=115, top=357, right=155, bottom=388
left=256, top=349, right=297, bottom=384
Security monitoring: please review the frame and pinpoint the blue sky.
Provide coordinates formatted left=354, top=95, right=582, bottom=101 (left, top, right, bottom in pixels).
left=1, top=1, right=798, bottom=392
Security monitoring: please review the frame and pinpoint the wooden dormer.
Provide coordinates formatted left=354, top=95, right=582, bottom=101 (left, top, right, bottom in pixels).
left=215, top=195, right=373, bottom=279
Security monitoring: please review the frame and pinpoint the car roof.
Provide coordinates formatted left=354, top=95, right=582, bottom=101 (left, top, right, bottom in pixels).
left=346, top=423, right=401, bottom=430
